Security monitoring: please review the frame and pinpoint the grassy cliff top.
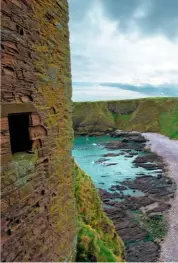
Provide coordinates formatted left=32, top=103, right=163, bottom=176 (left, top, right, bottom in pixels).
left=73, top=97, right=178, bottom=139
left=73, top=97, right=178, bottom=104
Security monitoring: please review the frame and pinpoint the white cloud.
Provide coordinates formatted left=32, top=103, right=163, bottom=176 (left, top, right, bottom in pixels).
left=72, top=83, right=149, bottom=102
left=69, top=1, right=178, bottom=86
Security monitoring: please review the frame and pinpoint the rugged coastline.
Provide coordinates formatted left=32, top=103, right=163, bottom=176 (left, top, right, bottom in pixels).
left=95, top=130, right=177, bottom=262
left=72, top=96, right=178, bottom=261
left=143, top=133, right=178, bottom=262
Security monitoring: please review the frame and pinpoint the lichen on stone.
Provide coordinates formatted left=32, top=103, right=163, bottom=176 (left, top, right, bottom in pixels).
left=12, top=152, right=38, bottom=186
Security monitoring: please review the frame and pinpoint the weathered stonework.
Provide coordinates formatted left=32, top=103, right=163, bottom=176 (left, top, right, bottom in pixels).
left=1, top=0, right=76, bottom=261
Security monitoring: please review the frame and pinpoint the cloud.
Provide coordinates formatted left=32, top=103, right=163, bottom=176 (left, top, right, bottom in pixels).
left=72, top=83, right=147, bottom=101
left=72, top=82, right=178, bottom=101
left=68, top=0, right=93, bottom=22
left=68, top=0, right=178, bottom=100
left=100, top=0, right=178, bottom=39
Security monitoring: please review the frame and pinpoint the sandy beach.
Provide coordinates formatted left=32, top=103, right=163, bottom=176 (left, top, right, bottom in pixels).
left=143, top=133, right=178, bottom=262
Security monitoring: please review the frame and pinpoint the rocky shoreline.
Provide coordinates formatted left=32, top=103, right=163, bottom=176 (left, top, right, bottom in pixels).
left=143, top=133, right=178, bottom=262
left=98, top=130, right=176, bottom=262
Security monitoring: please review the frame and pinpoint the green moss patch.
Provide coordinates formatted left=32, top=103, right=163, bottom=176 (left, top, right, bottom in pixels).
left=12, top=152, right=38, bottom=186
left=160, top=103, right=178, bottom=139
left=74, top=164, right=125, bottom=262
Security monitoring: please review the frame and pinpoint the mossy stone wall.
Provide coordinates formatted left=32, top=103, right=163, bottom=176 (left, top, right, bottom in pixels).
left=1, top=0, right=76, bottom=261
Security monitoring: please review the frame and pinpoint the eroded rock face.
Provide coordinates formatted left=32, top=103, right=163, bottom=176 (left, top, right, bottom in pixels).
left=73, top=102, right=116, bottom=135
left=73, top=98, right=178, bottom=139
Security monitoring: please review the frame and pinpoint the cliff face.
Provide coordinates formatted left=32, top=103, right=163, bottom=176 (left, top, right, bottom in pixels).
left=73, top=102, right=115, bottom=135
left=73, top=98, right=178, bottom=139
left=1, top=0, right=76, bottom=261
left=74, top=164, right=125, bottom=262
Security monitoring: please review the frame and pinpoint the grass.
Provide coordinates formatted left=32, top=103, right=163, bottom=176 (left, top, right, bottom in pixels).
left=118, top=114, right=132, bottom=130
left=73, top=97, right=178, bottom=139
left=160, top=103, right=178, bottom=139
left=74, top=163, right=125, bottom=262
left=112, top=112, right=118, bottom=124
left=73, top=102, right=115, bottom=134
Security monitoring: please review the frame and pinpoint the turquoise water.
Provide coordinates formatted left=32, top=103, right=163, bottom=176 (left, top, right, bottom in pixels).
left=73, top=136, right=159, bottom=196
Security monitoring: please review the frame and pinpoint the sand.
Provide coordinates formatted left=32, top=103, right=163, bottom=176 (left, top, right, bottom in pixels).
left=143, top=133, right=178, bottom=262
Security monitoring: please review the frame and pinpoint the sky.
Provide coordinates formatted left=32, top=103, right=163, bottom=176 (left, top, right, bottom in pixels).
left=68, top=0, right=178, bottom=101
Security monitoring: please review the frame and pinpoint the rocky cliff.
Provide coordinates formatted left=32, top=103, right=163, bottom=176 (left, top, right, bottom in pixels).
left=73, top=102, right=115, bottom=136
left=73, top=98, right=178, bottom=139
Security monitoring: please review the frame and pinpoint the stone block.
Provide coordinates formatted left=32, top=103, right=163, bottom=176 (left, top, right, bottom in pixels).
left=9, top=189, right=20, bottom=206
left=1, top=1, right=11, bottom=16
left=2, top=41, right=19, bottom=54
left=16, top=70, right=24, bottom=80
left=22, top=70, right=34, bottom=82
left=10, top=0, right=22, bottom=8
left=29, top=125, right=47, bottom=140
left=1, top=53, right=16, bottom=66
left=1, top=118, right=9, bottom=131
left=1, top=199, right=9, bottom=214
left=20, top=95, right=33, bottom=103
left=32, top=139, right=42, bottom=150
left=1, top=153, right=12, bottom=165
left=3, top=66, right=15, bottom=77
left=0, top=132, right=11, bottom=155
left=29, top=114, right=41, bottom=126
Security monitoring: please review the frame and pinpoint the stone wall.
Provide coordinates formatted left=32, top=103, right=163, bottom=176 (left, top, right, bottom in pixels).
left=1, top=0, right=76, bottom=261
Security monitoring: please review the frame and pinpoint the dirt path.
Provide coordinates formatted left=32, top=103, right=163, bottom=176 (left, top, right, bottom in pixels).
left=143, top=133, right=178, bottom=262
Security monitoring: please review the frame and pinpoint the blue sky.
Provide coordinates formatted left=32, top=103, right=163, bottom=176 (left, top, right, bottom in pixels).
left=68, top=0, right=178, bottom=101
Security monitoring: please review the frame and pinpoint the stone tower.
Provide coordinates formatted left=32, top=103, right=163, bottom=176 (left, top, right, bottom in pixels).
left=1, top=0, right=76, bottom=261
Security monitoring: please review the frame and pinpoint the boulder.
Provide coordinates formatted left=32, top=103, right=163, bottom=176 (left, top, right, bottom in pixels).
left=111, top=130, right=141, bottom=138
left=109, top=185, right=128, bottom=191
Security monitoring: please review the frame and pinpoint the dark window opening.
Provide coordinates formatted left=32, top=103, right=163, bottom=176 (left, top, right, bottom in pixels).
left=8, top=113, right=32, bottom=153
